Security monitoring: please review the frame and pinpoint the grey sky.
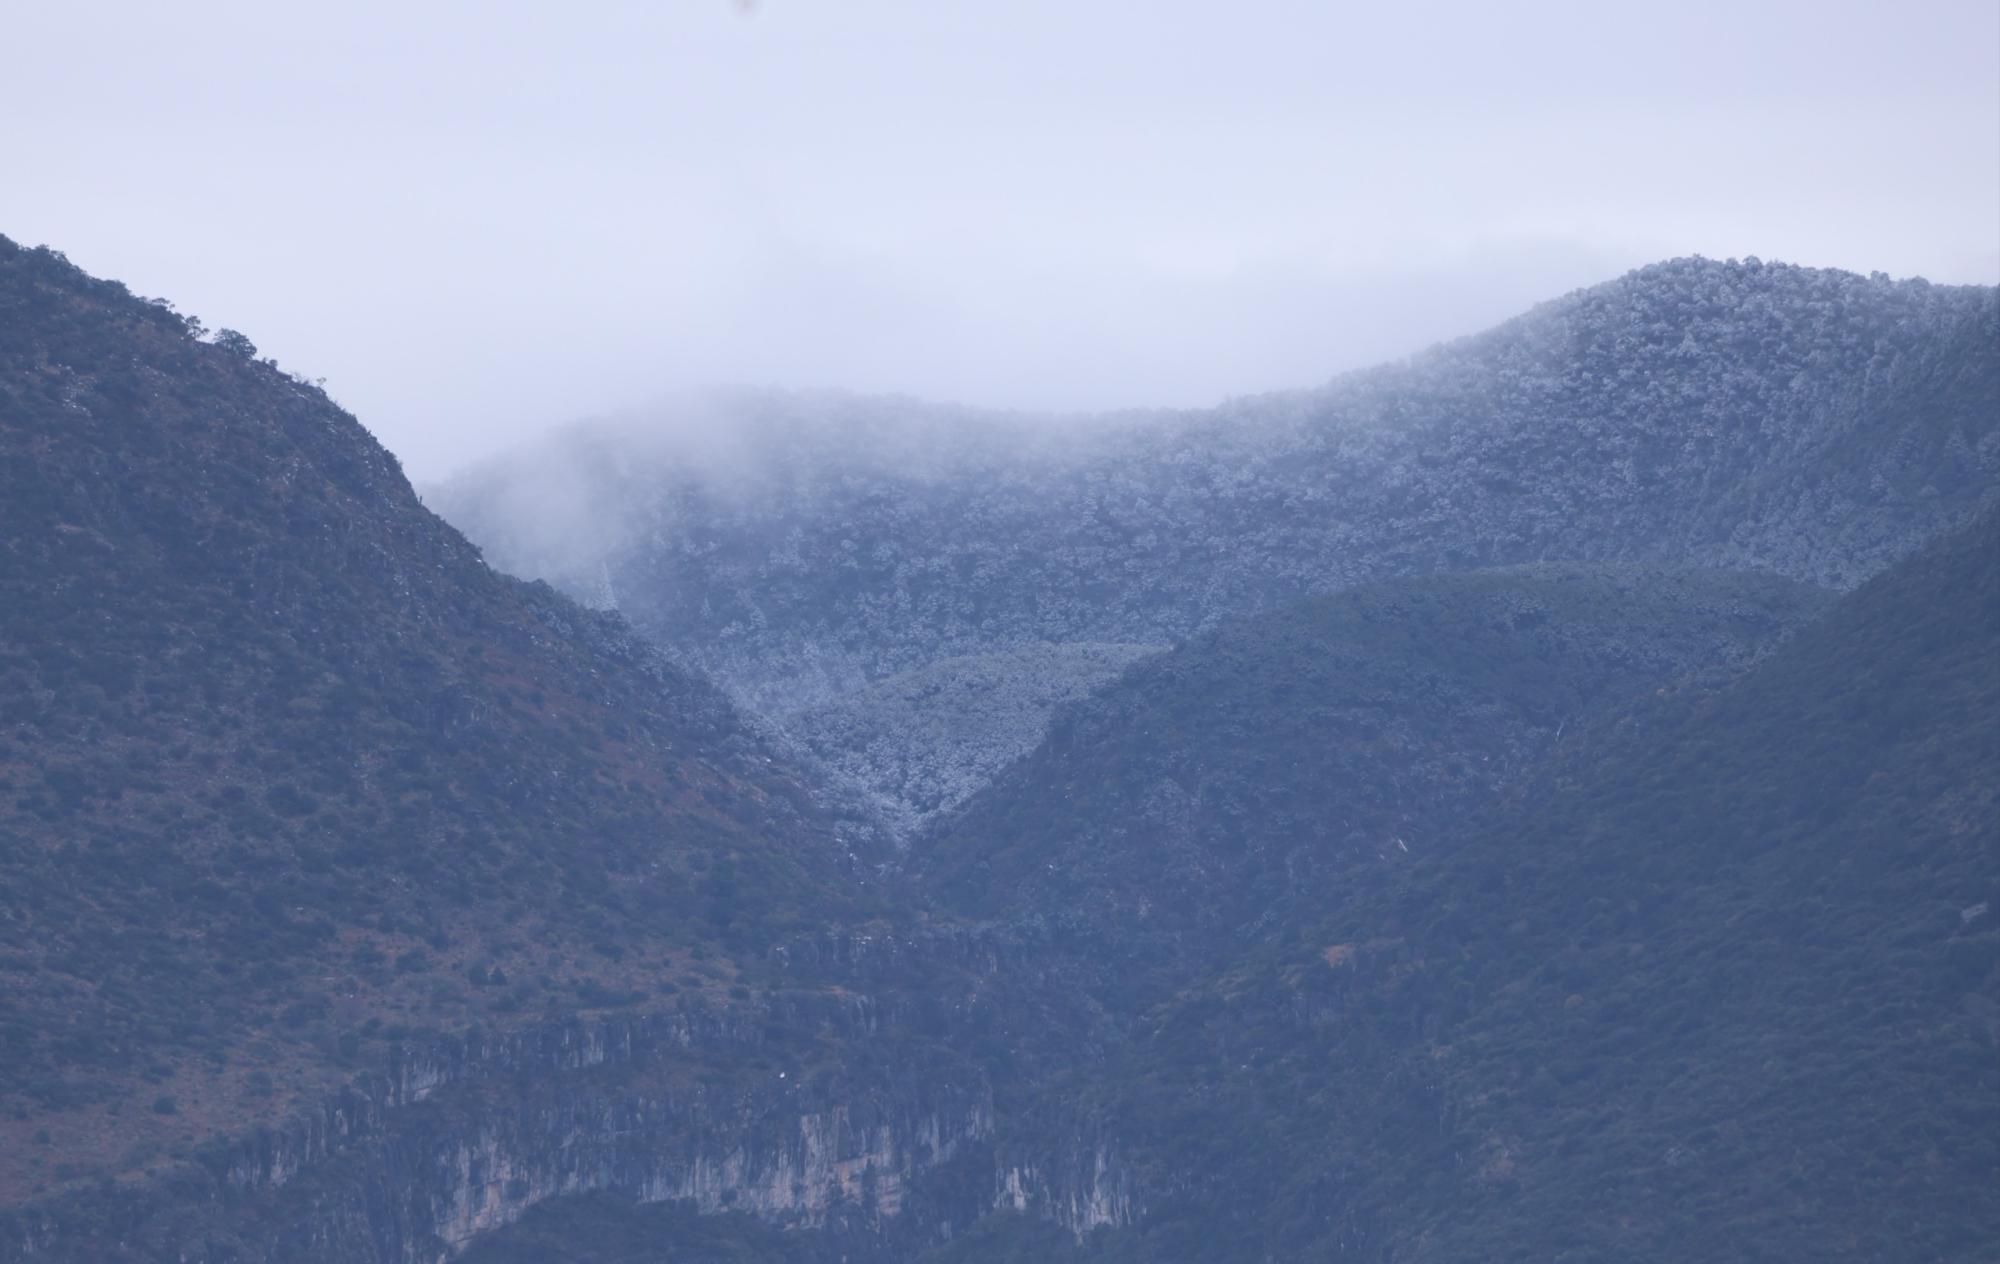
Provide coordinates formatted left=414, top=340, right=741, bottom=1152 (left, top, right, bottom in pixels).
left=5, top=0, right=1996, bottom=478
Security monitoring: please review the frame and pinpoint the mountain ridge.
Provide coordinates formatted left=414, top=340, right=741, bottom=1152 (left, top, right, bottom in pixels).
left=910, top=508, right=2000, bottom=1264
left=918, top=564, right=1834, bottom=980
left=432, top=256, right=1998, bottom=831
left=4, top=237, right=1995, bottom=1261
left=0, top=234, right=884, bottom=1200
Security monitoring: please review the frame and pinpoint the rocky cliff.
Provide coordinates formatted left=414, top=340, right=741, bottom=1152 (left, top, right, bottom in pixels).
left=1, top=940, right=1151, bottom=1264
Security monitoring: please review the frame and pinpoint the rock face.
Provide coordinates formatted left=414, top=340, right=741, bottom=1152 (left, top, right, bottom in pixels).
left=992, top=1145, right=1141, bottom=1238
left=0, top=995, right=1077, bottom=1263
left=0, top=900, right=1155, bottom=1262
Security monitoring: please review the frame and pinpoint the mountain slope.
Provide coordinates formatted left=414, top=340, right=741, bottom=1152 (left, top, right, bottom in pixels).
left=919, top=566, right=1832, bottom=982
left=1371, top=505, right=2000, bottom=1261
left=435, top=257, right=1998, bottom=728
left=981, top=509, right=2000, bottom=1263
left=0, top=236, right=879, bottom=1199
left=5, top=235, right=1993, bottom=1262
left=783, top=641, right=1161, bottom=836
left=455, top=518, right=1995, bottom=1263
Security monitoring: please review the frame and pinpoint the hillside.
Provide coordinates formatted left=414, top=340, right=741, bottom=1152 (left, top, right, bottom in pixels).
left=4, top=236, right=1993, bottom=1263
left=434, top=258, right=1997, bottom=726
left=919, top=566, right=1832, bottom=983
left=0, top=236, right=882, bottom=1203
left=960, top=509, right=2000, bottom=1263
left=783, top=641, right=1161, bottom=836
left=443, top=563, right=1845, bottom=1261
left=456, top=518, right=1997, bottom=1262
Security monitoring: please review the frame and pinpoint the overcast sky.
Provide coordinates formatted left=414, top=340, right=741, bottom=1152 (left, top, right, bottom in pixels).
left=5, top=1, right=1996, bottom=478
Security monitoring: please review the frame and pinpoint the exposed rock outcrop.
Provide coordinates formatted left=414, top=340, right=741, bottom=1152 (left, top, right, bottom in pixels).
left=0, top=994, right=1134, bottom=1262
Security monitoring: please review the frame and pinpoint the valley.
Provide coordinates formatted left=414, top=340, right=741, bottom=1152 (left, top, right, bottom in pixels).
left=1, top=236, right=1995, bottom=1262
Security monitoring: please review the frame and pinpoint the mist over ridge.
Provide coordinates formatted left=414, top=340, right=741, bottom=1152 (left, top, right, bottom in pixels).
left=4, top=4, right=1997, bottom=1253
left=428, top=254, right=1998, bottom=835
left=8, top=0, right=1995, bottom=479
left=2, top=214, right=1997, bottom=1260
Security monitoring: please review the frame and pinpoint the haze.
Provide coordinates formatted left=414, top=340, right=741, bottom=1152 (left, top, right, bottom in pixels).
left=5, top=0, right=1996, bottom=479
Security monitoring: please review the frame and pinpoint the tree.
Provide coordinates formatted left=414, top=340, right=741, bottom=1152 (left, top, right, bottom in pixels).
left=212, top=328, right=257, bottom=358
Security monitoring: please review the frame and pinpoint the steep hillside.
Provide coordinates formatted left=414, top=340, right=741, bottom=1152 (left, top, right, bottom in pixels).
left=6, top=233, right=1992, bottom=1263
left=963, top=509, right=2000, bottom=1263
left=784, top=642, right=1161, bottom=836
left=1361, top=506, right=2000, bottom=1261
left=451, top=520, right=1995, bottom=1263
left=0, top=237, right=882, bottom=1203
left=436, top=258, right=1998, bottom=729
left=919, top=566, right=1832, bottom=983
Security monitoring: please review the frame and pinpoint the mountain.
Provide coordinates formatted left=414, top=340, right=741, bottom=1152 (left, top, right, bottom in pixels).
left=0, top=235, right=1151, bottom=1264
left=784, top=641, right=1161, bottom=836
left=458, top=514, right=2000, bottom=1263
left=0, top=236, right=891, bottom=1215
left=918, top=567, right=1833, bottom=982
left=1353, top=506, right=2000, bottom=1261
left=432, top=258, right=1998, bottom=833
left=4, top=237, right=1994, bottom=1262
left=934, top=508, right=2000, bottom=1263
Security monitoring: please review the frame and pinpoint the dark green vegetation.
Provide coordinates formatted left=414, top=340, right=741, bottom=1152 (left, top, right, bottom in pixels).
left=461, top=522, right=2000, bottom=1263
left=922, top=566, right=1832, bottom=982
left=1352, top=508, right=2000, bottom=1261
left=932, top=510, right=2000, bottom=1263
left=0, top=236, right=883, bottom=1191
left=3, top=238, right=1995, bottom=1261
